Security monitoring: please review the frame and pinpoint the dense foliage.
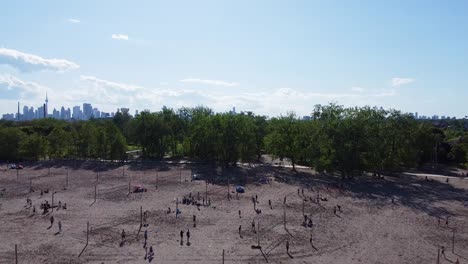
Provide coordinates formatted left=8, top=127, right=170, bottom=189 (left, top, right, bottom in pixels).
left=1, top=104, right=467, bottom=175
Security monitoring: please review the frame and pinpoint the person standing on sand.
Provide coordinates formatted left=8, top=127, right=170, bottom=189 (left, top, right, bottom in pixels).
left=58, top=221, right=62, bottom=233
left=121, top=229, right=126, bottom=243
left=286, top=240, right=290, bottom=254
left=180, top=230, right=184, bottom=244
left=186, top=229, right=190, bottom=244
left=269, top=200, right=272, bottom=209
left=50, top=216, right=54, bottom=227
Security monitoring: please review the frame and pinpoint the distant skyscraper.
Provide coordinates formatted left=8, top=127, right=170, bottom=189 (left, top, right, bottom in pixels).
left=83, top=103, right=92, bottom=120
left=45, top=92, right=49, bottom=117
left=73, top=106, right=82, bottom=120
left=17, top=102, right=20, bottom=121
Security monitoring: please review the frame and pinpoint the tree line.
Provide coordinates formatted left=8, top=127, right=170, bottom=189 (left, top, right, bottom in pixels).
left=0, top=104, right=466, bottom=176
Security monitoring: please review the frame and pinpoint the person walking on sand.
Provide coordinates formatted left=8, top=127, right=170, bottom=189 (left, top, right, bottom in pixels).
left=186, top=229, right=191, bottom=244
left=58, top=221, right=62, bottom=233
left=50, top=216, right=54, bottom=227
left=441, top=246, right=446, bottom=259
left=147, top=246, right=154, bottom=262
left=269, top=200, right=272, bottom=209
left=121, top=229, right=126, bottom=243
left=286, top=240, right=290, bottom=254
left=180, top=230, right=184, bottom=244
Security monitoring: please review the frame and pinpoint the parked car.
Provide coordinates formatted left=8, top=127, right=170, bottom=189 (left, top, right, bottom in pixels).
left=9, top=164, right=23, bottom=170
left=191, top=173, right=202, bottom=181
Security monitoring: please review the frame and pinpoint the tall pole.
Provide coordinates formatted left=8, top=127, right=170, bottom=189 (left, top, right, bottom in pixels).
left=452, top=229, right=455, bottom=253
left=222, top=249, right=225, bottom=264
left=51, top=192, right=54, bottom=212
left=176, top=198, right=179, bottom=219
left=205, top=180, right=208, bottom=201
left=15, top=244, right=18, bottom=264
left=283, top=207, right=286, bottom=228
left=302, top=198, right=305, bottom=216
left=257, top=219, right=260, bottom=247
left=437, top=247, right=440, bottom=264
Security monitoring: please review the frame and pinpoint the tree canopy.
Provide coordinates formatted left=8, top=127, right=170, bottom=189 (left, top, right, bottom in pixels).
left=0, top=104, right=466, bottom=173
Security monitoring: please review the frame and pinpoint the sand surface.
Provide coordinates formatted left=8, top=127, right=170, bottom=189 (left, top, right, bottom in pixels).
left=0, top=161, right=467, bottom=264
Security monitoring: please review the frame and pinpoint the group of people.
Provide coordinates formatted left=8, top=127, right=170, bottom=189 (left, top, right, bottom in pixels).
left=180, top=229, right=191, bottom=246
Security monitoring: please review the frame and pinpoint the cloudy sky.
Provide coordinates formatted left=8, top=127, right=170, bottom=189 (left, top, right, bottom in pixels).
left=1, top=1, right=467, bottom=117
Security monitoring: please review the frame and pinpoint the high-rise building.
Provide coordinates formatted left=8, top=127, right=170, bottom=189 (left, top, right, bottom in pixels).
left=45, top=92, right=48, bottom=117
left=83, top=103, right=92, bottom=120
left=73, top=106, right=82, bottom=120
left=60, top=107, right=66, bottom=120
left=17, top=102, right=20, bottom=121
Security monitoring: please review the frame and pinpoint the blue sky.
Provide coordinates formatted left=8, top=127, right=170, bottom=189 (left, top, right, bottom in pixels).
left=1, top=0, right=467, bottom=117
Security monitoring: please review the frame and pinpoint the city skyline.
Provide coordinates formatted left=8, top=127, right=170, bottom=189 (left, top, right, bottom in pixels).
left=2, top=92, right=464, bottom=121
left=1, top=1, right=468, bottom=117
left=1, top=93, right=116, bottom=121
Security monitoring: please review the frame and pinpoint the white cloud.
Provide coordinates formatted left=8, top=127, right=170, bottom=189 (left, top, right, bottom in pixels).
left=0, top=48, right=79, bottom=72
left=0, top=74, right=46, bottom=97
left=68, top=18, right=80, bottom=23
left=392, top=77, right=414, bottom=87
left=180, top=78, right=239, bottom=87
left=0, top=72, right=401, bottom=119
left=351, top=86, right=364, bottom=92
left=111, top=34, right=129, bottom=41
left=74, top=77, right=398, bottom=116
left=80, top=75, right=142, bottom=92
